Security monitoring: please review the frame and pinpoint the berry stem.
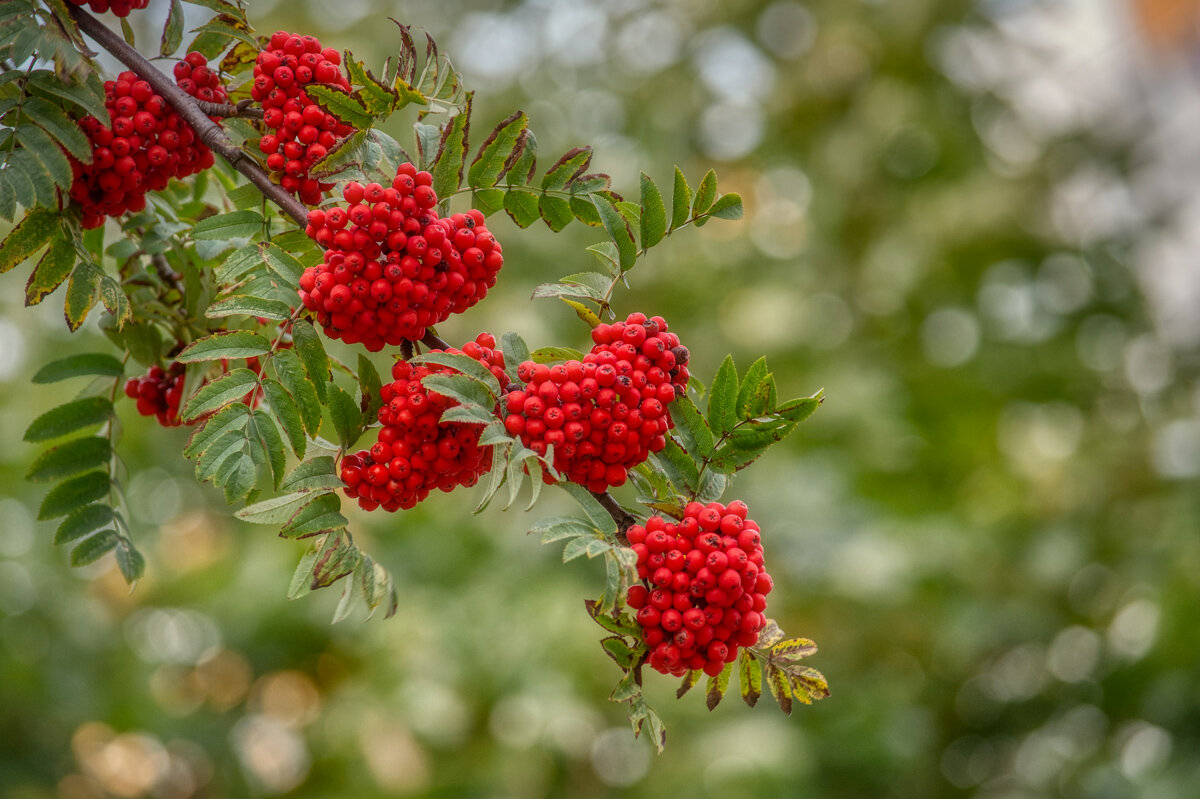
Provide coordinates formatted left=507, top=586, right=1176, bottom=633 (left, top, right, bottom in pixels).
left=67, top=5, right=309, bottom=228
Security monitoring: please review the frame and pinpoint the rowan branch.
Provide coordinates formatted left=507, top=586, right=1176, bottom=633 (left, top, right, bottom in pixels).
left=194, top=99, right=265, bottom=120
left=67, top=5, right=308, bottom=228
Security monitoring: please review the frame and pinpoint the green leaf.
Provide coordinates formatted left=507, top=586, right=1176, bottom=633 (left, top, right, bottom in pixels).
left=738, top=649, right=762, bottom=707
left=707, top=355, right=739, bottom=436
left=54, top=503, right=114, bottom=545
left=302, top=84, right=373, bottom=129
left=63, top=262, right=102, bottom=332
left=676, top=669, right=703, bottom=699
left=97, top=275, right=131, bottom=328
left=27, top=72, right=109, bottom=124
left=290, top=319, right=329, bottom=403
left=344, top=55, right=399, bottom=116
left=215, top=447, right=258, bottom=505
left=206, top=294, right=294, bottom=321
left=115, top=541, right=146, bottom=584
left=706, top=661, right=734, bottom=711
left=24, top=397, right=112, bottom=442
left=691, top=169, right=718, bottom=219
left=215, top=243, right=264, bottom=283
left=272, top=348, right=323, bottom=435
left=260, top=243, right=305, bottom=288
left=308, top=127, right=369, bottom=181
left=26, top=436, right=110, bottom=482
left=639, top=172, right=667, bottom=250
left=31, top=353, right=123, bottom=384
left=17, top=125, right=73, bottom=189
left=560, top=483, right=619, bottom=536
left=538, top=193, right=573, bottom=232
left=70, top=529, right=119, bottom=567
left=23, top=97, right=93, bottom=162
left=529, top=346, right=584, bottom=364
left=251, top=409, right=287, bottom=490
left=657, top=438, right=699, bottom=492
left=181, top=368, right=258, bottom=421
left=503, top=189, right=539, bottom=228
left=410, top=351, right=502, bottom=399
left=287, top=545, right=320, bottom=600
left=235, top=491, right=313, bottom=524
left=183, top=403, right=250, bottom=459
left=468, top=110, right=528, bottom=189
left=176, top=330, right=271, bottom=363
left=541, top=147, right=591, bottom=192
left=735, top=357, right=770, bottom=419
left=161, top=0, right=185, bottom=55
left=708, top=192, right=744, bottom=221
left=500, top=331, right=531, bottom=377
left=765, top=663, right=794, bottom=715
left=191, top=210, right=263, bottom=240
left=38, top=471, right=110, bottom=520
left=262, top=378, right=307, bottom=459
left=309, top=530, right=359, bottom=589
left=280, top=456, right=343, bottom=493
left=670, top=394, right=715, bottom=458
left=420, top=373, right=494, bottom=410
left=505, top=128, right=537, bottom=186
left=530, top=515, right=597, bottom=544
left=327, top=383, right=364, bottom=448
left=436, top=405, right=492, bottom=427
left=569, top=195, right=603, bottom=227
left=670, top=166, right=692, bottom=231
left=776, top=391, right=823, bottom=424
left=281, top=492, right=347, bottom=539
left=432, top=92, right=472, bottom=200
left=591, top=195, right=637, bottom=272
left=601, top=637, right=638, bottom=670
left=0, top=207, right=56, bottom=274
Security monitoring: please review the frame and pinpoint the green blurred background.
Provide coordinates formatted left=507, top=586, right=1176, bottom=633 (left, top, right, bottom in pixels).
left=4, top=0, right=1200, bottom=796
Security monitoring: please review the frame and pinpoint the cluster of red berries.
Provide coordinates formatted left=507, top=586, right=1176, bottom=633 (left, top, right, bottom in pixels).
left=626, top=501, right=772, bottom=677
left=70, top=55, right=222, bottom=229
left=124, top=363, right=187, bottom=427
left=125, top=357, right=263, bottom=428
left=340, top=334, right=509, bottom=511
left=67, top=0, right=148, bottom=16
left=299, top=165, right=505, bottom=350
left=173, top=51, right=229, bottom=109
left=502, top=313, right=689, bottom=492
left=252, top=31, right=354, bottom=205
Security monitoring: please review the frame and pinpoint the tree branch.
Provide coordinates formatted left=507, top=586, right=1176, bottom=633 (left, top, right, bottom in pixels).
left=67, top=5, right=308, bottom=228
left=421, top=330, right=451, bottom=351
left=194, top=99, right=265, bottom=120
left=593, top=491, right=636, bottom=542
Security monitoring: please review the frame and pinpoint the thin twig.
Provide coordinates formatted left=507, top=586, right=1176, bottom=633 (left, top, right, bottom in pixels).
left=67, top=5, right=308, bottom=227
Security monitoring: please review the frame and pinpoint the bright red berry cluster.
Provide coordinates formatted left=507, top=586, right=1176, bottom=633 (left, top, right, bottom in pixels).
left=299, top=165, right=505, bottom=350
left=502, top=313, right=689, bottom=492
left=124, top=363, right=186, bottom=427
left=173, top=51, right=229, bottom=109
left=340, top=334, right=509, bottom=511
left=67, top=0, right=148, bottom=16
left=626, top=500, right=771, bottom=677
left=70, top=55, right=222, bottom=229
left=251, top=31, right=354, bottom=205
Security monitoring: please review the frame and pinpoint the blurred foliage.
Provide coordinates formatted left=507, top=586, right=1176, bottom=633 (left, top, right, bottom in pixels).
left=3, top=0, right=1200, bottom=797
